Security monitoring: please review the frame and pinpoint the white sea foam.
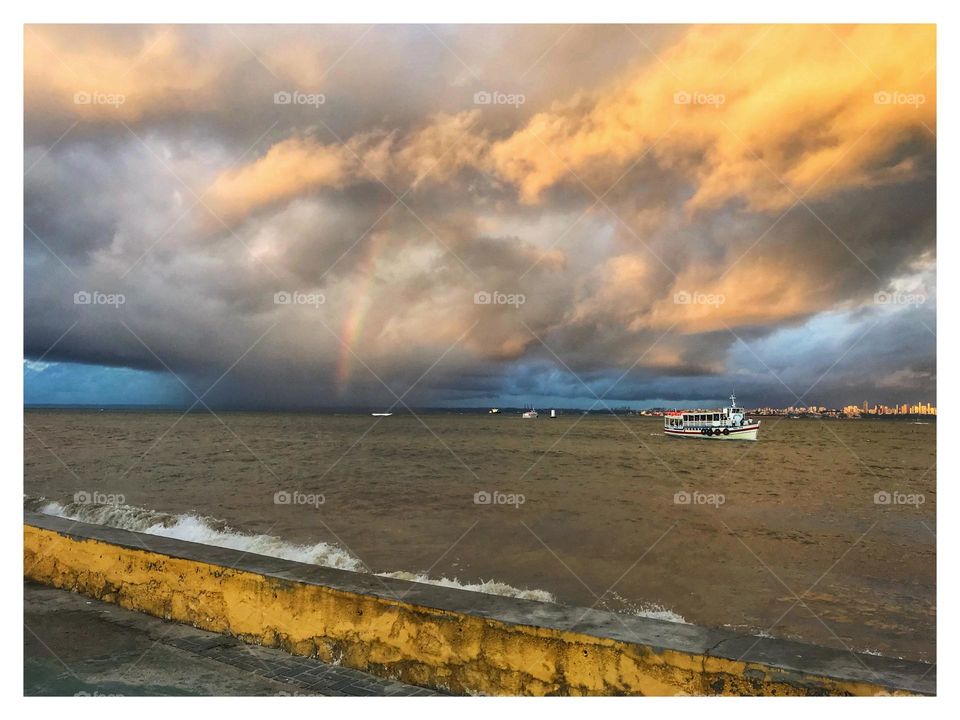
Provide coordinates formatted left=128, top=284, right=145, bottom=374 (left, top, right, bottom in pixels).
left=31, top=498, right=365, bottom=570
left=630, top=604, right=689, bottom=624
left=381, top=571, right=555, bottom=603
left=605, top=590, right=689, bottom=624
left=26, top=497, right=555, bottom=602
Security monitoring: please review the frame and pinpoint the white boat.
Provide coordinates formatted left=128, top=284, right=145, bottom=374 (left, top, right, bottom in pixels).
left=489, top=408, right=501, bottom=414
left=663, top=394, right=760, bottom=441
left=550, top=409, right=557, bottom=418
left=522, top=409, right=538, bottom=419
left=371, top=412, right=393, bottom=417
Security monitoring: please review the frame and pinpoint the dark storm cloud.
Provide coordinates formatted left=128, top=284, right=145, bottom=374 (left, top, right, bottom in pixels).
left=24, top=24, right=936, bottom=408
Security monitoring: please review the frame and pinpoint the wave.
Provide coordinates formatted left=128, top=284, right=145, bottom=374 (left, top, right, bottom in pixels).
left=381, top=571, right=554, bottom=603
left=24, top=496, right=556, bottom=603
left=630, top=604, right=688, bottom=624
left=604, top=590, right=689, bottom=624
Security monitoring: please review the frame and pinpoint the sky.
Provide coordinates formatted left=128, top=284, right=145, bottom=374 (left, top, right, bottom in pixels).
left=23, top=24, right=936, bottom=410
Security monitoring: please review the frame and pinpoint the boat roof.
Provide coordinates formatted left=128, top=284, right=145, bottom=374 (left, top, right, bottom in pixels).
left=665, top=409, right=730, bottom=415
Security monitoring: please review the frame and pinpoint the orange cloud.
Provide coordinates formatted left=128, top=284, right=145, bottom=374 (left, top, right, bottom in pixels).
left=204, top=136, right=361, bottom=219
left=204, top=112, right=486, bottom=220
left=490, top=24, right=935, bottom=211
left=25, top=26, right=222, bottom=121
left=24, top=25, right=348, bottom=123
left=195, top=25, right=934, bottom=225
left=649, top=260, right=827, bottom=334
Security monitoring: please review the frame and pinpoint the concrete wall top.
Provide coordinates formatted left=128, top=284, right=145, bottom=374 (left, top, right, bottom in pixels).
left=24, top=511, right=934, bottom=695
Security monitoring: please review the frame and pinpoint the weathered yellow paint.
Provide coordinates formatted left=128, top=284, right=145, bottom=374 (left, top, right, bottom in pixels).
left=23, top=524, right=915, bottom=696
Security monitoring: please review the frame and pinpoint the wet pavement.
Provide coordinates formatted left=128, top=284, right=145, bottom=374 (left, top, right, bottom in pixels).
left=24, top=581, right=443, bottom=696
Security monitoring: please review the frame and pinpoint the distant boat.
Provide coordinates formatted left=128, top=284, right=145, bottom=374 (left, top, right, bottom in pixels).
left=489, top=408, right=501, bottom=414
left=371, top=412, right=393, bottom=417
left=522, top=409, right=538, bottom=419
left=550, top=409, right=557, bottom=418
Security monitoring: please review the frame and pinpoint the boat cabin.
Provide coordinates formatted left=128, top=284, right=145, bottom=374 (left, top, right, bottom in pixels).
left=663, top=400, right=747, bottom=429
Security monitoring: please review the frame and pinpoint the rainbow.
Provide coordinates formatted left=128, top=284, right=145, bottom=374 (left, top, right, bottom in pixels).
left=335, top=234, right=384, bottom=395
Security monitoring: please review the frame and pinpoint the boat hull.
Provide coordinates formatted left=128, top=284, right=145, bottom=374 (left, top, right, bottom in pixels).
left=664, top=424, right=760, bottom=441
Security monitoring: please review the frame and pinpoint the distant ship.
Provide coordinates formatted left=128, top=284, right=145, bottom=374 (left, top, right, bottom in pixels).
left=489, top=408, right=501, bottom=414
left=371, top=412, right=393, bottom=417
left=663, top=394, right=760, bottom=441
left=522, top=409, right=538, bottom=419
left=550, top=409, right=557, bottom=418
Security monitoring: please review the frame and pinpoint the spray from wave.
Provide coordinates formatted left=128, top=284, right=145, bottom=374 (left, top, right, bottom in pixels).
left=24, top=496, right=555, bottom=603
left=600, top=590, right=689, bottom=624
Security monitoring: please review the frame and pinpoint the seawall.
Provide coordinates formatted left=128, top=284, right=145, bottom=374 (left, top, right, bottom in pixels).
left=23, top=512, right=934, bottom=696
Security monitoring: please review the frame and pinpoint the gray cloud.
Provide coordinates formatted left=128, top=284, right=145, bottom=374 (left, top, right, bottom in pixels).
left=24, top=25, right=936, bottom=408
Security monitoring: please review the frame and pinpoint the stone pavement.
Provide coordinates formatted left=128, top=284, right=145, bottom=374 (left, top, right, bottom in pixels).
left=24, top=581, right=444, bottom=696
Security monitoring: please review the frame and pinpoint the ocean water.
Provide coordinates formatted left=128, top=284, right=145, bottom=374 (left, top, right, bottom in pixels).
left=23, top=410, right=936, bottom=661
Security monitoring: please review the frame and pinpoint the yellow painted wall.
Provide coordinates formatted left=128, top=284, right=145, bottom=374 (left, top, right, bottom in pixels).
left=23, top=523, right=913, bottom=696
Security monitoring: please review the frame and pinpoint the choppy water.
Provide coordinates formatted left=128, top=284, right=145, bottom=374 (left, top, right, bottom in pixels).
left=24, top=410, right=935, bottom=661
